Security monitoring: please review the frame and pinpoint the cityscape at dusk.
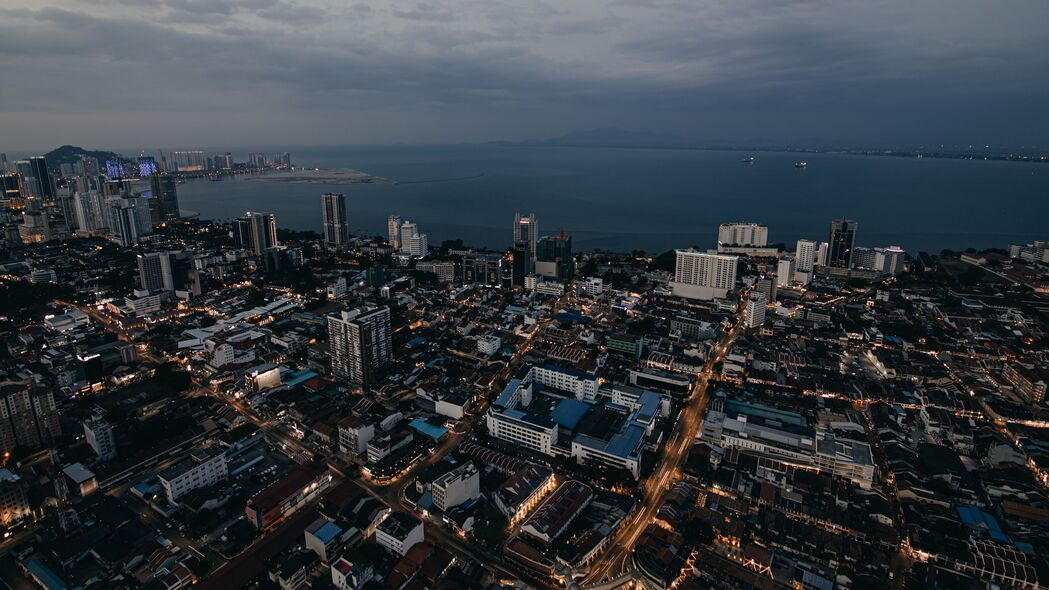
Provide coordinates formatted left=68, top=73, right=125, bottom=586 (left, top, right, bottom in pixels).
left=2, top=2, right=1049, bottom=590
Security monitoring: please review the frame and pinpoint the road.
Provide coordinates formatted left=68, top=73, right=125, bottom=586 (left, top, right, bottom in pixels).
left=580, top=295, right=748, bottom=586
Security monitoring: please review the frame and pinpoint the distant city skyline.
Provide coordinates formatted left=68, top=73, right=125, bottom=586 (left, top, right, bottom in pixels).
left=2, top=1, right=1048, bottom=149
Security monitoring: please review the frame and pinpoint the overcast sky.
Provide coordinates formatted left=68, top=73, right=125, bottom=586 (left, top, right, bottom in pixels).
left=2, top=0, right=1047, bottom=150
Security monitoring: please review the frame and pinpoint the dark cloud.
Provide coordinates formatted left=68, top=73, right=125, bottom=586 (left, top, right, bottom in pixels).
left=1, top=0, right=1047, bottom=149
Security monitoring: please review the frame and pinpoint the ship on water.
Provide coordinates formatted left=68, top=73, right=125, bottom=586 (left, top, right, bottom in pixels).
left=741, top=156, right=755, bottom=164
left=794, top=161, right=808, bottom=168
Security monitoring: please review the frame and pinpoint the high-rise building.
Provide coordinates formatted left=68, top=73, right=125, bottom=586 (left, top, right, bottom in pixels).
left=387, top=215, right=401, bottom=249
left=0, top=468, right=30, bottom=527
left=138, top=251, right=175, bottom=292
left=851, top=245, right=907, bottom=275
left=57, top=195, right=78, bottom=231
left=745, top=291, right=767, bottom=329
left=399, top=220, right=418, bottom=253
left=321, top=192, right=349, bottom=248
left=74, top=191, right=109, bottom=234
left=0, top=385, right=62, bottom=456
left=29, top=156, right=54, bottom=200
left=328, top=306, right=392, bottom=389
left=718, top=222, right=768, bottom=247
left=106, top=196, right=153, bottom=247
left=138, top=157, right=158, bottom=177
left=0, top=153, right=8, bottom=173
left=83, top=416, right=117, bottom=461
left=15, top=161, right=41, bottom=199
left=514, top=213, right=538, bottom=257
left=248, top=212, right=278, bottom=256
left=232, top=217, right=254, bottom=251
left=536, top=232, right=574, bottom=282
left=512, top=240, right=533, bottom=286
left=173, top=151, right=206, bottom=172
left=828, top=219, right=858, bottom=269
left=795, top=240, right=816, bottom=273
left=408, top=233, right=428, bottom=257
left=777, top=256, right=795, bottom=287
left=816, top=242, right=829, bottom=267
left=0, top=174, right=21, bottom=203
left=671, top=249, right=738, bottom=300
left=149, top=173, right=180, bottom=224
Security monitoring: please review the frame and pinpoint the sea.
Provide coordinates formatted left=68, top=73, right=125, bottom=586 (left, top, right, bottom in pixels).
left=174, top=145, right=1049, bottom=255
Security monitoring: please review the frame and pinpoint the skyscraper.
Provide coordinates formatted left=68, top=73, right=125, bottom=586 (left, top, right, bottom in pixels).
left=28, top=156, right=54, bottom=200
left=670, top=249, right=738, bottom=300
left=149, top=173, right=180, bottom=223
left=0, top=174, right=20, bottom=202
left=15, top=161, right=41, bottom=199
left=514, top=213, right=538, bottom=257
left=107, top=196, right=152, bottom=247
left=321, top=192, right=349, bottom=248
left=795, top=240, right=816, bottom=272
left=536, top=232, right=574, bottom=282
left=138, top=157, right=158, bottom=177
left=388, top=215, right=402, bottom=249
left=777, top=256, right=795, bottom=287
left=512, top=241, right=533, bottom=286
left=248, top=212, right=278, bottom=256
left=74, top=191, right=109, bottom=233
left=828, top=219, right=858, bottom=269
left=138, top=251, right=175, bottom=292
left=232, top=217, right=254, bottom=251
left=399, top=220, right=417, bottom=253
left=328, top=306, right=392, bottom=389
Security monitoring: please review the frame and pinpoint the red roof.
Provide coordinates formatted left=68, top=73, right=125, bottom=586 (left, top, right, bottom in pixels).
left=247, top=461, right=329, bottom=513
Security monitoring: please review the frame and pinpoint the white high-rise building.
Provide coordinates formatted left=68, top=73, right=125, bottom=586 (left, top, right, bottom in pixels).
left=399, top=220, right=417, bottom=253
left=671, top=249, right=738, bottom=300
left=745, top=291, right=767, bottom=329
left=328, top=306, right=392, bottom=389
left=777, top=256, right=796, bottom=287
left=718, top=223, right=768, bottom=247
left=816, top=242, right=829, bottom=267
left=795, top=240, right=816, bottom=272
left=321, top=192, right=349, bottom=248
left=74, top=191, right=108, bottom=233
left=408, top=233, right=428, bottom=257
left=83, top=416, right=116, bottom=461
left=432, top=462, right=480, bottom=511
left=138, top=251, right=174, bottom=292
left=387, top=215, right=402, bottom=249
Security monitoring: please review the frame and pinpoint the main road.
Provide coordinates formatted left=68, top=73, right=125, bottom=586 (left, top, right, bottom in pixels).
left=580, top=296, right=748, bottom=586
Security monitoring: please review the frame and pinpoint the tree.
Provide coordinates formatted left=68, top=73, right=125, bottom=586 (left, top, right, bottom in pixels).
left=648, top=249, right=676, bottom=272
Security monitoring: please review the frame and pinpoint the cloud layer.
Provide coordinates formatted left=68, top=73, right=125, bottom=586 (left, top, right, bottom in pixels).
left=2, top=0, right=1047, bottom=149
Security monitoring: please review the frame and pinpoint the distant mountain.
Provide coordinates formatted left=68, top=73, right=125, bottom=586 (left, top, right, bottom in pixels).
left=492, top=128, right=700, bottom=149
left=43, top=145, right=124, bottom=168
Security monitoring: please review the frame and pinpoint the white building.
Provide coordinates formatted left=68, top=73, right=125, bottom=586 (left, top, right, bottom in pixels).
left=579, top=277, right=603, bottom=296
left=138, top=251, right=174, bottom=292
left=328, top=306, right=392, bottom=388
left=375, top=512, right=424, bottom=556
left=432, top=462, right=480, bottom=512
left=745, top=291, right=767, bottom=329
left=671, top=249, right=738, bottom=300
left=408, top=233, right=428, bottom=257
left=399, top=220, right=418, bottom=254
left=157, top=447, right=228, bottom=504
left=83, top=416, right=116, bottom=460
left=477, top=335, right=502, bottom=357
left=718, top=222, right=768, bottom=247
left=338, top=417, right=375, bottom=457
left=816, top=242, right=829, bottom=267
left=776, top=256, right=795, bottom=287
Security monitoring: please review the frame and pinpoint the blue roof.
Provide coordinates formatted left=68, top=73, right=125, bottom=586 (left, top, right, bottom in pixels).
left=25, top=560, right=68, bottom=590
left=407, top=337, right=427, bottom=347
left=313, top=521, right=343, bottom=543
left=409, top=419, right=448, bottom=441
left=418, top=490, right=433, bottom=510
left=957, top=505, right=1009, bottom=542
left=282, top=369, right=318, bottom=387
left=555, top=310, right=589, bottom=324
left=494, top=378, right=522, bottom=410
left=605, top=423, right=646, bottom=459
left=551, top=399, right=589, bottom=429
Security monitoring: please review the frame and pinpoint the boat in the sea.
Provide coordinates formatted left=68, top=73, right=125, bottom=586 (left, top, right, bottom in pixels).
left=794, top=161, right=808, bottom=168
left=741, top=156, right=755, bottom=164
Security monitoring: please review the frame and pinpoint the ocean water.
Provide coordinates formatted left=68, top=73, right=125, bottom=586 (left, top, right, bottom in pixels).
left=175, top=145, right=1049, bottom=255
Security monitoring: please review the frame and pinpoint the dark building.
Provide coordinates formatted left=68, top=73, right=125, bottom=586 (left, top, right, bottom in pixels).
left=232, top=217, right=254, bottom=251
left=828, top=219, right=858, bottom=269
left=0, top=174, right=20, bottom=203
left=28, top=156, right=54, bottom=200
left=321, top=192, right=349, bottom=248
left=512, top=241, right=533, bottom=286
left=149, top=173, right=180, bottom=223
left=463, top=253, right=504, bottom=287
left=537, top=232, right=575, bottom=282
